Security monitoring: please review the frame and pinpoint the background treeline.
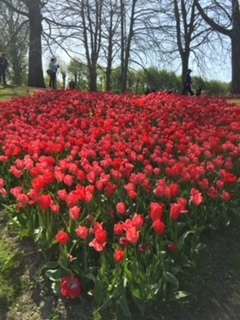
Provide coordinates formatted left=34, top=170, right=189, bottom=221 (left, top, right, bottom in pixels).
left=0, top=0, right=237, bottom=94
left=4, top=56, right=231, bottom=95
left=66, top=62, right=231, bottom=95
left=59, top=62, right=230, bottom=95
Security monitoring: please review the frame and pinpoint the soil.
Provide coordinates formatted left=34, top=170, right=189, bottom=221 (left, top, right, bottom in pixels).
left=1, top=215, right=240, bottom=320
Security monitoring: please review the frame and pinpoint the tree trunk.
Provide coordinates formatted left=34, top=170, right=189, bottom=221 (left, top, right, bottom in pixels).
left=105, top=64, right=112, bottom=92
left=181, top=52, right=190, bottom=85
left=120, top=0, right=125, bottom=93
left=27, top=1, right=45, bottom=87
left=231, top=36, right=240, bottom=93
left=231, top=3, right=240, bottom=94
left=105, top=46, right=112, bottom=91
left=105, top=11, right=113, bottom=92
left=120, top=0, right=137, bottom=93
left=89, top=65, right=97, bottom=91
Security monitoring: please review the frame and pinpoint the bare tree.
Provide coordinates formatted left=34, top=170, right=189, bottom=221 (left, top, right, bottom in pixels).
left=78, top=0, right=103, bottom=91
left=101, top=0, right=159, bottom=93
left=45, top=0, right=104, bottom=91
left=153, top=0, right=216, bottom=85
left=119, top=0, right=158, bottom=93
left=0, top=0, right=28, bottom=85
left=101, top=0, right=121, bottom=91
left=43, top=0, right=168, bottom=93
left=174, top=0, right=213, bottom=83
left=45, top=0, right=147, bottom=93
left=194, top=0, right=240, bottom=93
left=2, top=0, right=46, bottom=87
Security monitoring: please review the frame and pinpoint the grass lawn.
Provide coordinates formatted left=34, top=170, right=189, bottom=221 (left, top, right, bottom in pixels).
left=0, top=85, right=45, bottom=102
left=226, top=99, right=240, bottom=106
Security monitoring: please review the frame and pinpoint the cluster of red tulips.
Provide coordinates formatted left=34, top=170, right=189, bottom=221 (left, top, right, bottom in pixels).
left=0, top=90, right=239, bottom=316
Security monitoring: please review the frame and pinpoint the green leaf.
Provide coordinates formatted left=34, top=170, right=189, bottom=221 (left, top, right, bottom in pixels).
left=34, top=227, right=44, bottom=242
left=19, top=229, right=31, bottom=238
left=129, top=285, right=142, bottom=300
left=124, top=263, right=133, bottom=281
left=169, top=266, right=181, bottom=275
left=93, top=278, right=106, bottom=306
left=6, top=215, right=21, bottom=228
left=45, top=268, right=68, bottom=281
left=176, top=222, right=187, bottom=232
left=86, top=273, right=96, bottom=282
left=97, top=297, right=112, bottom=312
left=163, top=271, right=179, bottom=290
left=0, top=253, right=22, bottom=271
left=179, top=230, right=194, bottom=246
left=123, top=276, right=128, bottom=288
left=2, top=203, right=17, bottom=213
left=147, top=282, right=162, bottom=300
left=118, top=287, right=132, bottom=319
left=131, top=294, right=146, bottom=316
left=41, top=261, right=59, bottom=270
left=168, top=290, right=189, bottom=301
left=194, top=242, right=206, bottom=254
left=51, top=281, right=61, bottom=296
left=58, top=257, right=72, bottom=273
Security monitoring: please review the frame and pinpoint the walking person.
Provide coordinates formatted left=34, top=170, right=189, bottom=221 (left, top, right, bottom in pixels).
left=181, top=69, right=194, bottom=96
left=49, top=57, right=59, bottom=89
left=0, top=53, right=9, bottom=85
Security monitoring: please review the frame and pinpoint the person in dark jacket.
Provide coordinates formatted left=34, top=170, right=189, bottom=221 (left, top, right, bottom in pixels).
left=196, top=86, right=202, bottom=96
left=0, top=53, right=9, bottom=85
left=181, top=69, right=194, bottom=96
left=49, top=57, right=59, bottom=89
left=69, top=80, right=76, bottom=89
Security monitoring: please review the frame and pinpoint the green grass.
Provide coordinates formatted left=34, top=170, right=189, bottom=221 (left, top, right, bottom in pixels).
left=227, top=99, right=240, bottom=105
left=0, top=84, right=44, bottom=102
left=0, top=215, right=22, bottom=309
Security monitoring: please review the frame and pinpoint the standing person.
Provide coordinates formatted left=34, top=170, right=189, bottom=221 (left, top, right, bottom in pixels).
left=196, top=86, right=202, bottom=96
left=68, top=80, right=76, bottom=89
left=49, top=57, right=59, bottom=89
left=181, top=69, right=194, bottom=96
left=0, top=53, right=9, bottom=85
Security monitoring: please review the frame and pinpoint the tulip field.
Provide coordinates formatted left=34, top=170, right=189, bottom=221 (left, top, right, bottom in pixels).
left=0, top=89, right=240, bottom=318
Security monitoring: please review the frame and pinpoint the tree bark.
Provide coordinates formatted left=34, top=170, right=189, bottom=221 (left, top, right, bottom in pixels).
left=105, top=13, right=113, bottom=92
left=27, top=0, right=45, bottom=87
left=120, top=0, right=137, bottom=93
left=120, top=0, right=125, bottom=93
left=231, top=1, right=240, bottom=94
left=89, top=64, right=97, bottom=91
left=181, top=52, right=190, bottom=84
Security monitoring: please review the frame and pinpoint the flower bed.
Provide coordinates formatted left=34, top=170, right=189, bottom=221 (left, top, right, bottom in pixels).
left=0, top=90, right=239, bottom=317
